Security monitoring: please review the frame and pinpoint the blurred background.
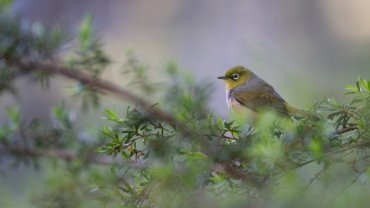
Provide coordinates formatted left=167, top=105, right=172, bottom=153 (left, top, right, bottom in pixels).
left=1, top=0, right=370, bottom=206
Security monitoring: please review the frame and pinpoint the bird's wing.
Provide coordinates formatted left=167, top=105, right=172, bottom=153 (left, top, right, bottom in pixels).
left=231, top=78, right=288, bottom=115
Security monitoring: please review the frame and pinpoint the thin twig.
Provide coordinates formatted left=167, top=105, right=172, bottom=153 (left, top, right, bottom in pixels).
left=329, top=171, right=364, bottom=202
left=304, top=165, right=328, bottom=190
left=336, top=126, right=358, bottom=135
left=1, top=144, right=147, bottom=168
left=295, top=139, right=370, bottom=169
left=214, top=162, right=264, bottom=188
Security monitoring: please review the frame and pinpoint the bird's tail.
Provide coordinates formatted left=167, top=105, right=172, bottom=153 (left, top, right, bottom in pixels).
left=286, top=104, right=319, bottom=120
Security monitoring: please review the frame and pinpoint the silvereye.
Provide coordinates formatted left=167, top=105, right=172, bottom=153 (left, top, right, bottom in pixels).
left=218, top=65, right=306, bottom=117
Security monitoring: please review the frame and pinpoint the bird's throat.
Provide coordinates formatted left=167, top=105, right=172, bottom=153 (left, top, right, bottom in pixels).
left=225, top=80, right=242, bottom=90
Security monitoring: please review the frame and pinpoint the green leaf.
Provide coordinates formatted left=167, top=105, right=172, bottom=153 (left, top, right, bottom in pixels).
left=344, top=84, right=357, bottom=93
left=216, top=117, right=223, bottom=129
left=0, top=0, right=12, bottom=11
left=102, top=126, right=118, bottom=140
left=356, top=80, right=362, bottom=93
left=6, top=106, right=19, bottom=123
left=31, top=22, right=45, bottom=37
left=360, top=79, right=368, bottom=89
left=50, top=25, right=65, bottom=47
left=223, top=121, right=233, bottom=130
left=350, top=96, right=365, bottom=105
left=0, top=125, right=9, bottom=141
left=309, top=138, right=322, bottom=157
left=186, top=151, right=208, bottom=160
left=79, top=15, right=93, bottom=49
left=104, top=108, right=120, bottom=122
left=52, top=105, right=64, bottom=121
left=166, top=61, right=179, bottom=76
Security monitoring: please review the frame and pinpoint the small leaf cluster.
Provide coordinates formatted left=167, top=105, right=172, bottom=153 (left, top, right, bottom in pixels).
left=68, top=15, right=110, bottom=77
left=99, top=107, right=174, bottom=160
left=0, top=10, right=66, bottom=93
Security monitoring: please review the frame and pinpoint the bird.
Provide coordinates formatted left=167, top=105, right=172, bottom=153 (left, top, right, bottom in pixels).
left=218, top=65, right=310, bottom=117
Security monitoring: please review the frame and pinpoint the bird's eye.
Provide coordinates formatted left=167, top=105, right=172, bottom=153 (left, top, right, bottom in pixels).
left=231, top=73, right=239, bottom=80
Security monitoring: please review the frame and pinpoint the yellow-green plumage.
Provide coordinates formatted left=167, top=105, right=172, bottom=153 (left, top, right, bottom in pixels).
left=218, top=66, right=307, bottom=117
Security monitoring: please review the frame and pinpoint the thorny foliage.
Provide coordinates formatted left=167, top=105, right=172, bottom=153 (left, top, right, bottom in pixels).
left=1, top=2, right=370, bottom=207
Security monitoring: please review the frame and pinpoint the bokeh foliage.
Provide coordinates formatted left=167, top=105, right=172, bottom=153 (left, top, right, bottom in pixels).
left=1, top=1, right=370, bottom=207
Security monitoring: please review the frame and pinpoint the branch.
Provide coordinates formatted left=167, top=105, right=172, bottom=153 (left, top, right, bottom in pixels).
left=295, top=139, right=370, bottom=169
left=1, top=144, right=147, bottom=168
left=1, top=56, right=198, bottom=137
left=336, top=126, right=358, bottom=135
left=19, top=58, right=174, bottom=121
left=214, top=162, right=265, bottom=188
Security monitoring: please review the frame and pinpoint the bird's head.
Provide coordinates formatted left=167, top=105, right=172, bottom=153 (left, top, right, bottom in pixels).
left=217, top=66, right=254, bottom=90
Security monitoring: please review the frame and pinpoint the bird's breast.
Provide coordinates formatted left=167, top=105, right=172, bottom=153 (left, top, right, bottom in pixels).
left=225, top=89, right=247, bottom=112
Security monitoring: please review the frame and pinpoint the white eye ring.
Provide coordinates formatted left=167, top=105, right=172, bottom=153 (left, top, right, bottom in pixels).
left=231, top=73, right=239, bottom=80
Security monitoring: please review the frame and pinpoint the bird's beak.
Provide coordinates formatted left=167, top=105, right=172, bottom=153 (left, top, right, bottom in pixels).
left=217, top=76, right=227, bottom=80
